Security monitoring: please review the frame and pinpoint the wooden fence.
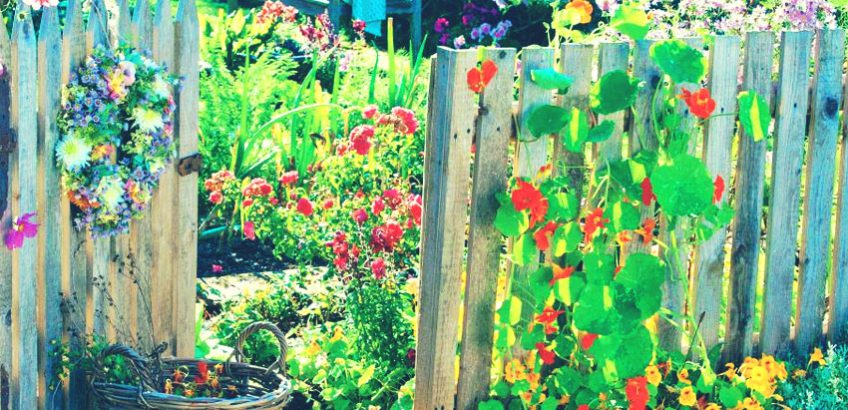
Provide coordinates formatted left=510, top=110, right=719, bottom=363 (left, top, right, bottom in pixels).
left=0, top=0, right=199, bottom=407
left=415, top=30, right=848, bottom=409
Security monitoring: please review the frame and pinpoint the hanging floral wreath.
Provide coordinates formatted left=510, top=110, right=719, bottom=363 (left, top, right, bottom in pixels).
left=56, top=46, right=177, bottom=237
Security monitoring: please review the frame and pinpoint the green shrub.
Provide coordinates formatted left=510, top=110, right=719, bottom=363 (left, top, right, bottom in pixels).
left=779, top=344, right=848, bottom=410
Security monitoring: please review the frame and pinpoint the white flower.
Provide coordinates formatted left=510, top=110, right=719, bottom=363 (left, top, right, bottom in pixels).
left=56, top=133, right=92, bottom=172
left=132, top=107, right=164, bottom=133
left=97, top=176, right=125, bottom=211
left=152, top=76, right=170, bottom=99
left=23, top=0, right=58, bottom=10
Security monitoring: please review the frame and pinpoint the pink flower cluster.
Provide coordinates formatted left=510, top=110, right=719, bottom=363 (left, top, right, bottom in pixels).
left=242, top=178, right=275, bottom=207
left=327, top=231, right=361, bottom=272
left=370, top=220, right=404, bottom=253
left=255, top=0, right=298, bottom=25
left=205, top=170, right=236, bottom=205
left=343, top=106, right=420, bottom=156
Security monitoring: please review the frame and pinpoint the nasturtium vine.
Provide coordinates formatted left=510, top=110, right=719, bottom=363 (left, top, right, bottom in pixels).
left=649, top=40, right=707, bottom=84
left=610, top=3, right=650, bottom=41
left=738, top=90, right=771, bottom=142
left=651, top=154, right=714, bottom=217
left=531, top=68, right=574, bottom=94
left=525, top=104, right=569, bottom=139
left=590, top=70, right=641, bottom=115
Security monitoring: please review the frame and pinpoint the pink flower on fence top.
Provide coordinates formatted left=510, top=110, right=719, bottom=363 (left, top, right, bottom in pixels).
left=5, top=213, right=38, bottom=250
left=23, top=0, right=58, bottom=10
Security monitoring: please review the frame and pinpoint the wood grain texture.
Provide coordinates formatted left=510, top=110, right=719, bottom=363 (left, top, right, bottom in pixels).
left=596, top=42, right=629, bottom=162
left=0, top=16, right=13, bottom=410
left=88, top=0, right=111, bottom=51
left=761, top=31, right=813, bottom=356
left=626, top=39, right=658, bottom=257
left=150, top=0, right=176, bottom=352
left=134, top=0, right=153, bottom=50
left=556, top=44, right=593, bottom=203
left=795, top=29, right=844, bottom=356
left=511, top=47, right=554, bottom=353
left=116, top=0, right=133, bottom=46
left=456, top=48, right=515, bottom=410
left=174, top=0, right=200, bottom=357
left=413, top=47, right=476, bottom=410
left=831, top=59, right=848, bottom=345
left=36, top=8, right=64, bottom=409
left=724, top=31, right=774, bottom=364
left=60, top=0, right=90, bottom=406
left=9, top=6, right=39, bottom=407
left=692, top=35, right=740, bottom=351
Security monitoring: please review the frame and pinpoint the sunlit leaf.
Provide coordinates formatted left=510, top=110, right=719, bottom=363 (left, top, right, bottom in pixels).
left=531, top=68, right=574, bottom=94
left=587, top=120, right=615, bottom=143
left=563, top=107, right=590, bottom=153
left=738, top=90, right=771, bottom=142
left=651, top=154, right=713, bottom=217
left=610, top=4, right=650, bottom=41
left=650, top=40, right=707, bottom=84
left=526, top=104, right=569, bottom=139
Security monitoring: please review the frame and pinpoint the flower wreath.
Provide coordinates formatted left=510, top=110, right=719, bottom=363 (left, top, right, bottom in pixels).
left=56, top=46, right=177, bottom=237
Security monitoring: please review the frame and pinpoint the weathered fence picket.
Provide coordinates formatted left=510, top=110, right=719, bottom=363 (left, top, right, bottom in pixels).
left=417, top=30, right=848, bottom=410
left=0, top=0, right=199, bottom=407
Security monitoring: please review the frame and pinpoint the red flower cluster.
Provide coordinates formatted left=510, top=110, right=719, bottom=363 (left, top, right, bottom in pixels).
left=370, top=257, right=386, bottom=280
left=535, top=307, right=564, bottom=335
left=255, top=0, right=298, bottom=25
left=511, top=179, right=548, bottom=227
left=327, top=231, right=361, bottom=272
left=296, top=197, right=314, bottom=216
left=374, top=107, right=419, bottom=135
left=279, top=170, right=299, bottom=186
left=583, top=208, right=609, bottom=244
left=205, top=170, right=236, bottom=205
left=407, top=194, right=423, bottom=226
left=370, top=220, right=405, bottom=252
left=241, top=178, right=274, bottom=207
left=352, top=208, right=368, bottom=224
left=625, top=376, right=650, bottom=410
left=349, top=125, right=375, bottom=155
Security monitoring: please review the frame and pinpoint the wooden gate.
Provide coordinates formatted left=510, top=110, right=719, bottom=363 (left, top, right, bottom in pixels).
left=0, top=0, right=199, bottom=407
left=415, top=30, right=848, bottom=409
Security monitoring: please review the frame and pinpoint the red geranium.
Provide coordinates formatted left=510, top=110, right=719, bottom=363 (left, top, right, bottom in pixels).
left=372, top=196, right=386, bottom=216
left=296, top=198, right=314, bottom=216
left=352, top=208, right=368, bottom=224
left=532, top=221, right=558, bottom=251
left=535, top=307, right=564, bottom=335
left=280, top=170, right=299, bottom=185
left=679, top=88, right=716, bottom=120
left=641, top=177, right=656, bottom=206
left=370, top=258, right=386, bottom=280
left=350, top=125, right=375, bottom=155
left=370, top=221, right=404, bottom=252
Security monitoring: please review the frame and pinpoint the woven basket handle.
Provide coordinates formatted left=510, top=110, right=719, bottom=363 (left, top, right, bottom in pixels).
left=229, top=321, right=288, bottom=376
left=92, top=344, right=157, bottom=391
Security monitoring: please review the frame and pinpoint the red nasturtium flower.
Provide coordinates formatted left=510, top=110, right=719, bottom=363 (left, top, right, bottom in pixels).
left=511, top=179, right=549, bottom=227
left=535, top=307, right=565, bottom=335
left=467, top=59, right=498, bottom=93
left=532, top=221, right=558, bottom=251
left=639, top=218, right=656, bottom=245
left=577, top=405, right=590, bottom=410
left=580, top=333, right=598, bottom=351
left=535, top=342, right=556, bottom=365
left=583, top=208, right=609, bottom=244
left=713, top=175, right=725, bottom=204
left=679, top=88, right=717, bottom=120
left=194, top=361, right=210, bottom=384
left=549, top=263, right=575, bottom=286
left=625, top=376, right=650, bottom=410
left=641, top=177, right=656, bottom=206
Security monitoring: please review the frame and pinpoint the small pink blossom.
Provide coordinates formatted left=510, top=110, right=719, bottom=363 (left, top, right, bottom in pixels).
left=211, top=264, right=224, bottom=273
left=370, top=258, right=386, bottom=280
left=23, top=0, right=58, bottom=10
left=352, top=208, right=368, bottom=225
left=5, top=213, right=38, bottom=250
left=243, top=221, right=256, bottom=240
left=297, top=198, right=314, bottom=216
left=362, top=105, right=379, bottom=119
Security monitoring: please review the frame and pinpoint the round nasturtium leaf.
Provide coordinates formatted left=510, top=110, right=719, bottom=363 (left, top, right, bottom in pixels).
left=525, top=104, right=569, bottom=139
left=605, top=201, right=641, bottom=233
left=587, top=120, right=616, bottom=143
left=531, top=68, right=574, bottom=94
left=573, top=284, right=618, bottom=334
left=615, top=253, right=665, bottom=291
left=610, top=4, right=650, bottom=41
left=552, top=221, right=581, bottom=257
left=494, top=202, right=529, bottom=237
left=650, top=40, right=707, bottom=84
left=590, top=70, right=641, bottom=115
left=651, top=154, right=714, bottom=217
left=613, top=324, right=654, bottom=379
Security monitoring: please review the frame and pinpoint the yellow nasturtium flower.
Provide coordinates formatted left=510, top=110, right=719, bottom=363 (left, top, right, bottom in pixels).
left=564, top=0, right=593, bottom=24
left=645, top=365, right=662, bottom=386
left=678, top=386, right=697, bottom=406
left=809, top=347, right=826, bottom=366
left=678, top=368, right=692, bottom=385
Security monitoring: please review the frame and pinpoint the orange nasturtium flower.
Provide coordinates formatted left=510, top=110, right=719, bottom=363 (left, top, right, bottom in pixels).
left=565, top=0, right=593, bottom=24
left=535, top=306, right=565, bottom=335
left=809, top=347, right=826, bottom=366
left=679, top=87, right=717, bottom=119
left=549, top=263, right=575, bottom=286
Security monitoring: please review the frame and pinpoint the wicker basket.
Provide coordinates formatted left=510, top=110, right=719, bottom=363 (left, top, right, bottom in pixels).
left=91, top=321, right=292, bottom=409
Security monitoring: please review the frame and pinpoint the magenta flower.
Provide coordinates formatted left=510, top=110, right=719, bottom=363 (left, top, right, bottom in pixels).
left=434, top=17, right=450, bottom=33
left=5, top=212, right=38, bottom=250
left=212, top=264, right=224, bottom=273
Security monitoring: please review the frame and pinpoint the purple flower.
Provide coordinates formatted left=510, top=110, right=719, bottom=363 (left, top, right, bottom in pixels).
left=5, top=213, right=38, bottom=250
left=439, top=33, right=450, bottom=45
left=470, top=28, right=481, bottom=40
left=479, top=23, right=492, bottom=35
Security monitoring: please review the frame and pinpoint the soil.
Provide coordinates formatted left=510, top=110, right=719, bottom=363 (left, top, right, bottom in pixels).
left=197, top=237, right=291, bottom=277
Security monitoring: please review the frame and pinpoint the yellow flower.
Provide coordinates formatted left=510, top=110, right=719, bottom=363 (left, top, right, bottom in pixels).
left=809, top=347, right=826, bottom=366
left=792, top=369, right=807, bottom=379
left=330, top=326, right=344, bottom=343
left=304, top=341, right=321, bottom=356
left=705, top=404, right=720, bottom=410
left=678, top=368, right=692, bottom=385
left=564, top=0, right=593, bottom=24
left=505, top=359, right=525, bottom=384
left=678, top=386, right=697, bottom=406
left=645, top=365, right=662, bottom=386
left=132, top=107, right=165, bottom=133
left=741, top=397, right=763, bottom=410
left=720, top=362, right=737, bottom=380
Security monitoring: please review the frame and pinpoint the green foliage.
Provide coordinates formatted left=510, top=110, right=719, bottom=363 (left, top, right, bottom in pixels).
left=738, top=90, right=771, bottom=142
left=610, top=4, right=651, bottom=41
left=590, top=70, right=641, bottom=115
left=651, top=154, right=715, bottom=217
left=779, top=344, right=848, bottom=410
left=649, top=40, right=707, bottom=84
left=531, top=68, right=573, bottom=94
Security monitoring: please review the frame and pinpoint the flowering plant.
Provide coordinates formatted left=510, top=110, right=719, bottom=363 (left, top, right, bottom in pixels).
left=56, top=46, right=177, bottom=237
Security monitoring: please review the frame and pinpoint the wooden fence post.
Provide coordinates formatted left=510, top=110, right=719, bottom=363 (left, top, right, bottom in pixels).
left=596, top=42, right=629, bottom=162
left=832, top=53, right=848, bottom=345
left=36, top=7, right=64, bottom=409
left=0, top=15, right=12, bottom=410
left=556, top=44, right=593, bottom=203
left=456, top=48, right=515, bottom=410
left=692, top=35, right=740, bottom=352
left=795, top=29, right=845, bottom=356
left=724, top=31, right=774, bottom=364
left=9, top=4, right=38, bottom=407
left=414, top=47, right=476, bottom=410
left=174, top=0, right=200, bottom=357
left=761, top=31, right=813, bottom=355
